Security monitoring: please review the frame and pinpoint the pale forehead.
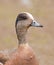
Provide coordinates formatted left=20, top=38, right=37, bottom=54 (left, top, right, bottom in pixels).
left=24, top=12, right=34, bottom=20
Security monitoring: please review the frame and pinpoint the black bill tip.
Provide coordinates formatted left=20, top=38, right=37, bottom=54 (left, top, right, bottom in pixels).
left=40, top=25, right=43, bottom=27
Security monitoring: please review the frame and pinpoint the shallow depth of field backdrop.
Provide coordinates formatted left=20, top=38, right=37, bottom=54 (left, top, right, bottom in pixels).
left=0, top=0, right=54, bottom=65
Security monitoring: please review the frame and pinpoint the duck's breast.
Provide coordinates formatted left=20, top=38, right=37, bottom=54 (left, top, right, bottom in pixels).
left=5, top=45, right=39, bottom=65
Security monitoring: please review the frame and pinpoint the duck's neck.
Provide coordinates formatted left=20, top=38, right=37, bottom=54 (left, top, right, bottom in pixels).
left=16, top=28, right=28, bottom=45
left=18, top=33, right=27, bottom=44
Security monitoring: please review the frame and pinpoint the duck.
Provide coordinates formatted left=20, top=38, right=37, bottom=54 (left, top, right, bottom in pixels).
left=3, top=12, right=43, bottom=65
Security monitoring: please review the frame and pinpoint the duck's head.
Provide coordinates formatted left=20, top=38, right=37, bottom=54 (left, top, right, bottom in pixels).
left=15, top=12, right=43, bottom=29
left=15, top=12, right=43, bottom=44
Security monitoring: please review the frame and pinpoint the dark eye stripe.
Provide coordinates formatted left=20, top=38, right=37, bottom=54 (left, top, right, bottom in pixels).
left=18, top=13, right=27, bottom=21
left=15, top=13, right=27, bottom=26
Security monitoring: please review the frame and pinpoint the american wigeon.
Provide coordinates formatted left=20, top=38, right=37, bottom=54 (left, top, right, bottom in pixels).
left=1, top=12, right=43, bottom=65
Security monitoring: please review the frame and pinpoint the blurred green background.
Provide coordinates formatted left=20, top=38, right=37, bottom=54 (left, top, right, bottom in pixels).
left=0, top=0, right=54, bottom=65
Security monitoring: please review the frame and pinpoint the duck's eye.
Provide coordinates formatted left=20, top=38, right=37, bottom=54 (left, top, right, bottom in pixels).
left=33, top=22, right=35, bottom=24
left=30, top=21, right=36, bottom=26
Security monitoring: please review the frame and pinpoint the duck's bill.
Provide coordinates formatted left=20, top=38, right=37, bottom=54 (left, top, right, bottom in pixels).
left=31, top=20, right=43, bottom=27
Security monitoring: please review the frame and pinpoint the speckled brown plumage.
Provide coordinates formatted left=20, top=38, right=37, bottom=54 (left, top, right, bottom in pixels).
left=4, top=44, right=39, bottom=65
left=0, top=48, right=17, bottom=64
